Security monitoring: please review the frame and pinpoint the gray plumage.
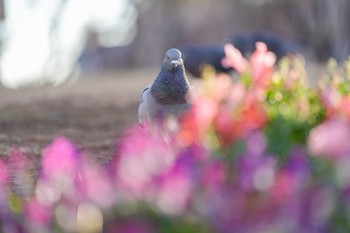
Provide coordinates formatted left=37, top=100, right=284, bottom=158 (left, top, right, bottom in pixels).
left=138, top=48, right=191, bottom=127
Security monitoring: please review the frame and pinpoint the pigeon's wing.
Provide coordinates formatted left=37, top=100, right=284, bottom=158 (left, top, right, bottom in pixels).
left=138, top=84, right=152, bottom=126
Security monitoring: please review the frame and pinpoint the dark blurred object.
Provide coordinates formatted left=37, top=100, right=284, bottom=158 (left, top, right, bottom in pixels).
left=229, top=30, right=301, bottom=61
left=181, top=30, right=301, bottom=78
left=180, top=44, right=232, bottom=78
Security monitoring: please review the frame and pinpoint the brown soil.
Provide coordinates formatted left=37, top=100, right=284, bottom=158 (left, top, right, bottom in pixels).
left=0, top=69, right=156, bottom=164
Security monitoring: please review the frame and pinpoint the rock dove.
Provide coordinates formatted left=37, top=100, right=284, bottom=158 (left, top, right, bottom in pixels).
left=138, top=48, right=191, bottom=127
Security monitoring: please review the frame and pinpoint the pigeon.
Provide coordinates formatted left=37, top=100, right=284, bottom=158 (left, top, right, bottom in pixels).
left=138, top=48, right=191, bottom=128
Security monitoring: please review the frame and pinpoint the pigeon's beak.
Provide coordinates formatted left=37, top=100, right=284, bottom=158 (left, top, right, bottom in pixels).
left=171, top=60, right=179, bottom=69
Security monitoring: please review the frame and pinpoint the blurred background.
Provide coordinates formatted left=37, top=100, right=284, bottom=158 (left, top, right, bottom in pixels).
left=0, top=0, right=349, bottom=158
left=0, top=0, right=349, bottom=88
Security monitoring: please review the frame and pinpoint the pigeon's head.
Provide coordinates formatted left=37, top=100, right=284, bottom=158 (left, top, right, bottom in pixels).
left=163, top=48, right=183, bottom=72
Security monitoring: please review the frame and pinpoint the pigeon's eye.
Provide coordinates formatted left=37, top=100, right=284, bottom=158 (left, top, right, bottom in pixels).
left=167, top=56, right=170, bottom=59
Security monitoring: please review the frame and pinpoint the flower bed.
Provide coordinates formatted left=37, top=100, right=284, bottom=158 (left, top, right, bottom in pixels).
left=1, top=43, right=350, bottom=232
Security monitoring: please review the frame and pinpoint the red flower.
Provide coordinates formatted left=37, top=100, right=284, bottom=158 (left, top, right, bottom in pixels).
left=340, top=95, right=350, bottom=120
left=214, top=108, right=239, bottom=145
left=241, top=98, right=268, bottom=131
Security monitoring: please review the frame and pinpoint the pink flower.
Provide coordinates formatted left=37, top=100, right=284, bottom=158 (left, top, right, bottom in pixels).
left=25, top=198, right=52, bottom=225
left=78, top=160, right=115, bottom=208
left=221, top=43, right=248, bottom=74
left=319, top=88, right=342, bottom=118
left=116, top=126, right=176, bottom=197
left=308, top=119, right=350, bottom=160
left=155, top=165, right=192, bottom=215
left=41, top=136, right=79, bottom=182
left=250, top=42, right=276, bottom=88
left=271, top=171, right=298, bottom=202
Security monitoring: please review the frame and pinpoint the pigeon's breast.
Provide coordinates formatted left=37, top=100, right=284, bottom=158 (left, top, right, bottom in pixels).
left=139, top=85, right=190, bottom=125
left=153, top=71, right=189, bottom=104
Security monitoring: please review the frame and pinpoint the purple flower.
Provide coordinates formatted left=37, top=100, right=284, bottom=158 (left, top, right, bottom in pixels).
left=237, top=154, right=276, bottom=192
left=298, top=187, right=336, bottom=232
left=245, top=130, right=267, bottom=156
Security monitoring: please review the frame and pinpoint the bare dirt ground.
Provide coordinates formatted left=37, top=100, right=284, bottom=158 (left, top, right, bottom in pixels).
left=0, top=69, right=157, bottom=165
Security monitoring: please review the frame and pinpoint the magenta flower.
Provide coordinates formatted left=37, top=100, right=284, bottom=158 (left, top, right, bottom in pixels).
left=41, top=136, right=79, bottom=181
left=201, top=159, right=227, bottom=192
left=308, top=119, right=350, bottom=160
